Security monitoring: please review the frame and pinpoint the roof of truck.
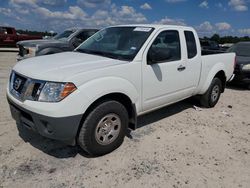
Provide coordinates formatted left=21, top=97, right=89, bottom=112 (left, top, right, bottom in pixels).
left=112, top=24, right=194, bottom=30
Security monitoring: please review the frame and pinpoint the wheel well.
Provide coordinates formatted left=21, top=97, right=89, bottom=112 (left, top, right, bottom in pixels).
left=78, top=93, right=137, bottom=134
left=214, top=70, right=226, bottom=92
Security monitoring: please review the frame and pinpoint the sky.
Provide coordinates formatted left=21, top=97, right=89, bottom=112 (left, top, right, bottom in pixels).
left=0, top=0, right=250, bottom=37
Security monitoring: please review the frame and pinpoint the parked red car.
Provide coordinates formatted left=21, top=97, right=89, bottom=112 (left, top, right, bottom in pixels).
left=0, top=26, right=42, bottom=47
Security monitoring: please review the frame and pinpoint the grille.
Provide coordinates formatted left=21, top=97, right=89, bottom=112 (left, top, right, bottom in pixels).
left=31, top=82, right=43, bottom=100
left=9, top=72, right=45, bottom=101
left=14, top=74, right=26, bottom=93
left=11, top=73, right=27, bottom=96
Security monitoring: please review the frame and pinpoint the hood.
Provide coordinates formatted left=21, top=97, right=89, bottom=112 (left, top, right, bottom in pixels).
left=13, top=52, right=128, bottom=82
left=17, top=39, right=67, bottom=47
left=236, top=56, right=250, bottom=65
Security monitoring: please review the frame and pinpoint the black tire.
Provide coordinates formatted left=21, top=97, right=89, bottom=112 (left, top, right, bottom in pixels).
left=247, top=84, right=250, bottom=90
left=77, top=100, right=128, bottom=156
left=200, top=77, right=222, bottom=108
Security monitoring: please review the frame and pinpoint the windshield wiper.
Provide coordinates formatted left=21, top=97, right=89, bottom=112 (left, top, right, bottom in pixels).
left=75, top=48, right=91, bottom=54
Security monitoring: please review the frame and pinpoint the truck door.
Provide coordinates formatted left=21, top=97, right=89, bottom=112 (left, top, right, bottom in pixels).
left=142, top=29, right=198, bottom=111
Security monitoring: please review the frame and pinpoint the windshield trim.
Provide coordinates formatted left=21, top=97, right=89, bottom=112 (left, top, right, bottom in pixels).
left=75, top=26, right=155, bottom=62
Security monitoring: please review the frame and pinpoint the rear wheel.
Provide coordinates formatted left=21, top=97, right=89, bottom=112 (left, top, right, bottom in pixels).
left=200, top=77, right=222, bottom=108
left=77, top=100, right=128, bottom=156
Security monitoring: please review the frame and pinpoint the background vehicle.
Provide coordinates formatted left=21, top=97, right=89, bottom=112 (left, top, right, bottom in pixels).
left=7, top=25, right=235, bottom=156
left=0, top=26, right=42, bottom=47
left=228, top=42, right=250, bottom=87
left=220, top=43, right=234, bottom=50
left=200, top=39, right=226, bottom=55
left=16, top=28, right=98, bottom=61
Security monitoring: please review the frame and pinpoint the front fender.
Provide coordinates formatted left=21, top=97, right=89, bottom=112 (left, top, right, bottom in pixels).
left=77, top=77, right=140, bottom=114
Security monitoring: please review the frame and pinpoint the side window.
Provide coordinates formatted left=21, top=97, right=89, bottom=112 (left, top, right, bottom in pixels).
left=76, top=31, right=96, bottom=41
left=87, top=31, right=97, bottom=37
left=184, top=31, right=197, bottom=59
left=76, top=32, right=88, bottom=42
left=148, top=30, right=181, bottom=63
left=73, top=31, right=95, bottom=47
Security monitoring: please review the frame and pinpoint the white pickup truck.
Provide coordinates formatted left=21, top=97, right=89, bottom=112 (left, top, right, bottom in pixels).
left=7, top=25, right=235, bottom=156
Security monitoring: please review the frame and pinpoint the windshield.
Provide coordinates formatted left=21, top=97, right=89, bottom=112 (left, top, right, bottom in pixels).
left=53, top=30, right=74, bottom=41
left=228, top=43, right=250, bottom=57
left=76, top=26, right=154, bottom=61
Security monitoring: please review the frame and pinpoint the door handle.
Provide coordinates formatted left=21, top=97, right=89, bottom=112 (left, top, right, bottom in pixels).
left=177, top=65, right=186, bottom=71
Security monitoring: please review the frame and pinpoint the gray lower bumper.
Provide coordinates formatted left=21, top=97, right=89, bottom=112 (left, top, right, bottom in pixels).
left=7, top=97, right=82, bottom=145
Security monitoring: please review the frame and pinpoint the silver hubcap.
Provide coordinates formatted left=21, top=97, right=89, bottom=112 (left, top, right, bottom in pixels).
left=95, top=113, right=121, bottom=145
left=211, top=85, right=220, bottom=102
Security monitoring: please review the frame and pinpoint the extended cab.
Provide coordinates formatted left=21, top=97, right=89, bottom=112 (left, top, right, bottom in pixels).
left=16, top=28, right=98, bottom=61
left=7, top=25, right=235, bottom=156
left=0, top=26, right=42, bottom=47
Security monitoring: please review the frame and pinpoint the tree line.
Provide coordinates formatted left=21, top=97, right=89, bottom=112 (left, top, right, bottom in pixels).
left=202, top=34, right=250, bottom=44
left=16, top=29, right=57, bottom=37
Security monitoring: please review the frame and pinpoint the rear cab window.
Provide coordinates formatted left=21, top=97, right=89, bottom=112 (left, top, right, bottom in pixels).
left=184, top=31, right=197, bottom=59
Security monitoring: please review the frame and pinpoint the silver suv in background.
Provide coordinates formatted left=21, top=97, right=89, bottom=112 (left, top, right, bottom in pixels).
left=17, top=28, right=98, bottom=61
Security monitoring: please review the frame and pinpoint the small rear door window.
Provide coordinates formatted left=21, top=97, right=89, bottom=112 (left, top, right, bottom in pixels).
left=184, top=31, right=197, bottom=59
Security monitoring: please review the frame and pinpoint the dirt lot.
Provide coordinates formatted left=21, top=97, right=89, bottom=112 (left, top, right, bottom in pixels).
left=0, top=52, right=250, bottom=188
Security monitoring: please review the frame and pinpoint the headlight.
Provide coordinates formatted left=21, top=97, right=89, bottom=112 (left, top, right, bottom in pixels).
left=28, top=47, right=37, bottom=57
left=242, top=64, right=250, bottom=71
left=38, top=82, right=77, bottom=102
left=9, top=71, right=77, bottom=102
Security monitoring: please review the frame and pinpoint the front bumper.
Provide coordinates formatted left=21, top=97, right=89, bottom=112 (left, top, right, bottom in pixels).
left=7, top=96, right=82, bottom=145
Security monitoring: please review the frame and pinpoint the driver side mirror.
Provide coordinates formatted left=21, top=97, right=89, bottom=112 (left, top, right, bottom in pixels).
left=147, top=47, right=172, bottom=65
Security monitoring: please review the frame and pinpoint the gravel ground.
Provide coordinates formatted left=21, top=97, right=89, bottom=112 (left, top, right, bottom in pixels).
left=0, top=52, right=250, bottom=188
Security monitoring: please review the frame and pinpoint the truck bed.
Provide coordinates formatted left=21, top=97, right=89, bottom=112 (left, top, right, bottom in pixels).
left=196, top=52, right=235, bottom=95
left=201, top=49, right=226, bottom=56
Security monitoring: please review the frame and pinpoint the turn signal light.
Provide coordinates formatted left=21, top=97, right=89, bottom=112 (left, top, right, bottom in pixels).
left=60, top=83, right=77, bottom=98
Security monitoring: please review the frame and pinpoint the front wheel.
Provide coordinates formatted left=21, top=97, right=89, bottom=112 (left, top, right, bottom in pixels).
left=77, top=100, right=128, bottom=156
left=200, top=77, right=222, bottom=108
